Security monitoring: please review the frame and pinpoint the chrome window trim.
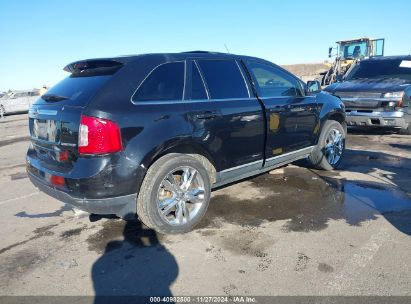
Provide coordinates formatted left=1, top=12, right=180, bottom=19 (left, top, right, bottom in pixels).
left=193, top=60, right=210, bottom=100
left=235, top=60, right=251, bottom=98
left=259, top=95, right=315, bottom=100
left=131, top=97, right=257, bottom=105
left=130, top=60, right=186, bottom=105
left=182, top=60, right=187, bottom=101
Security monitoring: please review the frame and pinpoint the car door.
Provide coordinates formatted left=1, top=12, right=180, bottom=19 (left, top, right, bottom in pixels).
left=244, top=60, right=319, bottom=166
left=17, top=92, right=30, bottom=112
left=185, top=58, right=265, bottom=179
left=6, top=92, right=20, bottom=113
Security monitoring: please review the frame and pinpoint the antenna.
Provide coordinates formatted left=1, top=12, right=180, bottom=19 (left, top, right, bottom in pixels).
left=224, top=43, right=230, bottom=54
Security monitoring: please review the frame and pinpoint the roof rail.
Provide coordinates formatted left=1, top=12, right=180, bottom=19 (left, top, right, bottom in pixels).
left=181, top=51, right=223, bottom=54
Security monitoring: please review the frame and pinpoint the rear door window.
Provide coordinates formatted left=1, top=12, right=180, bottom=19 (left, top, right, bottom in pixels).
left=133, top=61, right=185, bottom=102
left=197, top=60, right=249, bottom=99
left=247, top=61, right=303, bottom=97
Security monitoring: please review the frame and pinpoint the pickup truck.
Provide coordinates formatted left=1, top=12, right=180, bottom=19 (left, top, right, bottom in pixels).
left=26, top=52, right=346, bottom=234
left=324, top=56, right=411, bottom=134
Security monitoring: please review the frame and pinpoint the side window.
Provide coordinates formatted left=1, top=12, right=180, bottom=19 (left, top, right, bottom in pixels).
left=248, top=62, right=303, bottom=97
left=191, top=62, right=208, bottom=100
left=133, top=61, right=185, bottom=102
left=197, top=60, right=248, bottom=99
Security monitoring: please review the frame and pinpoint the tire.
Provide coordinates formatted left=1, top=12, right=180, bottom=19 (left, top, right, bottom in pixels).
left=137, top=153, right=211, bottom=234
left=399, top=123, right=411, bottom=135
left=0, top=105, right=5, bottom=118
left=308, top=120, right=346, bottom=171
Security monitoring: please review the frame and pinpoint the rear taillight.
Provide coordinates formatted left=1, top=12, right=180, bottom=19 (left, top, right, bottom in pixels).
left=78, top=115, right=123, bottom=155
left=50, top=175, right=65, bottom=187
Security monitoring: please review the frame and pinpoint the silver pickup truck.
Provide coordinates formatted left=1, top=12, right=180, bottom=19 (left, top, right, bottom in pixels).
left=324, top=56, right=411, bottom=134
left=0, top=90, right=40, bottom=117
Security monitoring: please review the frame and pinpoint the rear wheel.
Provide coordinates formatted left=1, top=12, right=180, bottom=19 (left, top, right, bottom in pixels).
left=137, top=154, right=211, bottom=234
left=309, top=120, right=345, bottom=170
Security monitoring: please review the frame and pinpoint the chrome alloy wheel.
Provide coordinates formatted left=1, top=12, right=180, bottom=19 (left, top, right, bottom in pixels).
left=157, top=166, right=205, bottom=226
left=324, top=128, right=344, bottom=166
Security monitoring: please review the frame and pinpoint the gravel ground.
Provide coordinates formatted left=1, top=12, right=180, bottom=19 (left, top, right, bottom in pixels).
left=0, top=114, right=410, bottom=298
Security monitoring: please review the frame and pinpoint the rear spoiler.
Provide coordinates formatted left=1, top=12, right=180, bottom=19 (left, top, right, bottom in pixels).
left=63, top=59, right=123, bottom=76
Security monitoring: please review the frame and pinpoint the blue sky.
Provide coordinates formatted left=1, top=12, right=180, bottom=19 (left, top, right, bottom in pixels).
left=1, top=0, right=410, bottom=91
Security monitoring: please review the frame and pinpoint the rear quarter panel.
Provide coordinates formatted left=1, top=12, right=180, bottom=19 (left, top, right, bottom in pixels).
left=83, top=56, right=192, bottom=195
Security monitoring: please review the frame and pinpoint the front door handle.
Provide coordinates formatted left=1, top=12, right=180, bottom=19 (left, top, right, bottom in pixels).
left=290, top=107, right=305, bottom=112
left=195, top=111, right=218, bottom=119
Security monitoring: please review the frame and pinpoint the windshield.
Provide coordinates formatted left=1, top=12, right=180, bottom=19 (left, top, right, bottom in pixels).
left=345, top=59, right=411, bottom=81
left=0, top=92, right=11, bottom=99
left=339, top=41, right=368, bottom=59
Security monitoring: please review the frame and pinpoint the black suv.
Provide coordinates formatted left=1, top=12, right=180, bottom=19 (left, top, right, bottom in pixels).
left=27, top=52, right=346, bottom=234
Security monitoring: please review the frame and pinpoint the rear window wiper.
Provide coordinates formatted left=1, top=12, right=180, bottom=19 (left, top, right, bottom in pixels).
left=41, top=94, right=69, bottom=102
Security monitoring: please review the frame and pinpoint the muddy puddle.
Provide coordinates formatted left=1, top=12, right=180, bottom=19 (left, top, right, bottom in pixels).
left=341, top=149, right=411, bottom=169
left=85, top=166, right=411, bottom=254
left=199, top=168, right=411, bottom=233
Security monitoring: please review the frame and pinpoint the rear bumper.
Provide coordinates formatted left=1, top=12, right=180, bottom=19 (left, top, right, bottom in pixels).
left=345, top=110, right=409, bottom=128
left=27, top=168, right=137, bottom=219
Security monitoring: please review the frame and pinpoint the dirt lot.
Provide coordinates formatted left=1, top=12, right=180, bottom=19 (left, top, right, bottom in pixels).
left=282, top=63, right=329, bottom=82
left=0, top=114, right=410, bottom=297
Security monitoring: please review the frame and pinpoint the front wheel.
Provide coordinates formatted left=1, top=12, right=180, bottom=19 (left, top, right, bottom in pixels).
left=308, top=120, right=346, bottom=170
left=137, top=154, right=211, bottom=234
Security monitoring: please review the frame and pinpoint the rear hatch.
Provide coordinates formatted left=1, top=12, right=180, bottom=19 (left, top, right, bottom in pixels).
left=28, top=60, right=123, bottom=174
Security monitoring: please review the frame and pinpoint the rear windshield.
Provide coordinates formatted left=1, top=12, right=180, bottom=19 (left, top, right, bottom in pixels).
left=35, top=75, right=112, bottom=106
left=346, top=59, right=411, bottom=81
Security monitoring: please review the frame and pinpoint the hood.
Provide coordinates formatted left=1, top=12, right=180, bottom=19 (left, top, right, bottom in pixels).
left=325, top=78, right=410, bottom=94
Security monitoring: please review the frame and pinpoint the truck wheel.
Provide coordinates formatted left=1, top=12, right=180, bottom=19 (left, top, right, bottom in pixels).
left=137, top=154, right=211, bottom=234
left=309, top=120, right=345, bottom=171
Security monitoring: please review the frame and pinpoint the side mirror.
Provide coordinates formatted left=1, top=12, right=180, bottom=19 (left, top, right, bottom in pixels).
left=306, top=80, right=321, bottom=94
left=328, top=47, right=333, bottom=58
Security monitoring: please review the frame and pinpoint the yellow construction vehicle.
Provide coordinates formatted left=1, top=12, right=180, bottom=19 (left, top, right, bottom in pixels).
left=321, top=37, right=385, bottom=86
